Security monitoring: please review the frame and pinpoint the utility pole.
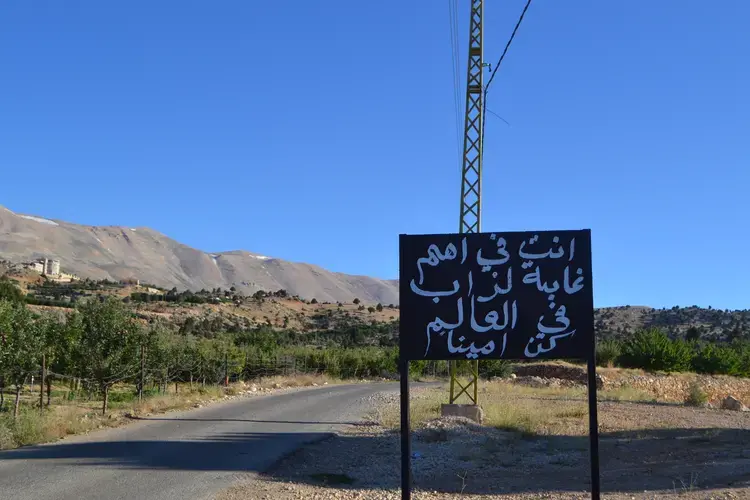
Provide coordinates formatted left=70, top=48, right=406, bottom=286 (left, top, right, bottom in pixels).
left=449, top=0, right=484, bottom=406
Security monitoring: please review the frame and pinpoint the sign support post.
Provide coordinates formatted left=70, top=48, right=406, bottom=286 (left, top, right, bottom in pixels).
left=587, top=342, right=601, bottom=499
left=399, top=358, right=411, bottom=500
left=399, top=230, right=600, bottom=499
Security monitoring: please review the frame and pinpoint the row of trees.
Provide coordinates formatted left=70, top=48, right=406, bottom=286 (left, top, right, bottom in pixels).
left=0, top=296, right=249, bottom=418
left=596, top=327, right=750, bottom=376
left=0, top=292, right=401, bottom=419
left=3, top=279, right=750, bottom=423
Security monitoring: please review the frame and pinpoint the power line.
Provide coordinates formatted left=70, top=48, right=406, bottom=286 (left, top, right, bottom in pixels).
left=485, top=0, right=533, bottom=96
left=486, top=108, right=511, bottom=126
left=448, top=0, right=462, bottom=168
left=480, top=0, right=532, bottom=147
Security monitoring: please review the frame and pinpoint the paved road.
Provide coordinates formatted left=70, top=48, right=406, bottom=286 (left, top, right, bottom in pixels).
left=0, top=382, right=397, bottom=500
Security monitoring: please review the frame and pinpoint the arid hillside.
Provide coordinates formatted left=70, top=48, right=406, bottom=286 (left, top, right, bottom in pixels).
left=595, top=304, right=749, bottom=341
left=3, top=267, right=748, bottom=342
left=0, top=206, right=398, bottom=304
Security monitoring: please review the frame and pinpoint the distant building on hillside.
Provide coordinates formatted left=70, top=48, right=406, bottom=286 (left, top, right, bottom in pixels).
left=22, top=257, right=61, bottom=276
left=22, top=261, right=45, bottom=273
left=45, top=258, right=60, bottom=276
left=50, top=272, right=79, bottom=283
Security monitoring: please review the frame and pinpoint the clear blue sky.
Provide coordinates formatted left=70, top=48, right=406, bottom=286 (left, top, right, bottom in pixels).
left=0, top=1, right=747, bottom=310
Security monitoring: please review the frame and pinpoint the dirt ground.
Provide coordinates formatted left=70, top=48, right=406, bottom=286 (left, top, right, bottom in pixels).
left=216, top=390, right=750, bottom=500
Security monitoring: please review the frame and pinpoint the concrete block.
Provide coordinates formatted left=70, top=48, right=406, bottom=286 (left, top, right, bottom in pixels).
left=440, top=404, right=484, bottom=424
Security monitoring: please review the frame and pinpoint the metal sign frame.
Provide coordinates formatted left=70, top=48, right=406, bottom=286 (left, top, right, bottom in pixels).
left=398, top=230, right=600, bottom=500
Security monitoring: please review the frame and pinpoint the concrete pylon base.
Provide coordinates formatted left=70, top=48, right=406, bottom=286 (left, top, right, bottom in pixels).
left=440, top=404, right=484, bottom=424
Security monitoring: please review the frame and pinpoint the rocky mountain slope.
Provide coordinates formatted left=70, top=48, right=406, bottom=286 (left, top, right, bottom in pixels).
left=595, top=305, right=749, bottom=342
left=0, top=206, right=399, bottom=304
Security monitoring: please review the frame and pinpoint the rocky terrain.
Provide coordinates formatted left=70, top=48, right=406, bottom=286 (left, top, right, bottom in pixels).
left=0, top=206, right=398, bottom=304
left=594, top=305, right=749, bottom=342
left=2, top=262, right=749, bottom=344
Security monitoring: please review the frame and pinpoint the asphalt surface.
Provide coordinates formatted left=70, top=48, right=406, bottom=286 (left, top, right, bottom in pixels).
left=0, top=382, right=398, bottom=500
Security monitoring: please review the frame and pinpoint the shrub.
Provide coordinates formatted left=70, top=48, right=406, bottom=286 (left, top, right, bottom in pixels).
left=735, top=341, right=750, bottom=377
left=0, top=419, right=14, bottom=450
left=619, top=328, right=693, bottom=372
left=0, top=280, right=24, bottom=304
left=692, top=343, right=741, bottom=375
left=685, top=326, right=701, bottom=342
left=480, top=359, right=512, bottom=378
left=596, top=339, right=621, bottom=367
left=685, top=381, right=708, bottom=407
left=409, top=360, right=427, bottom=378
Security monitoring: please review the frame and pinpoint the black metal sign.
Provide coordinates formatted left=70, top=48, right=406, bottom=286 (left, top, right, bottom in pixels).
left=398, top=229, right=600, bottom=500
left=399, top=230, right=594, bottom=361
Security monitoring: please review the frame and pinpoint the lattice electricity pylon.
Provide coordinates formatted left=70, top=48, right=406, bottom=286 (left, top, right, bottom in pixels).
left=449, top=0, right=484, bottom=406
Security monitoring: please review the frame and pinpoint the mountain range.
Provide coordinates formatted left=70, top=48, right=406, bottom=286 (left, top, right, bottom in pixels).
left=0, top=206, right=399, bottom=304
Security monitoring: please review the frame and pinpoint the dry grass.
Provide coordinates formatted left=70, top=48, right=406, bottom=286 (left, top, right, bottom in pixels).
left=0, top=385, right=228, bottom=450
left=0, top=406, right=120, bottom=449
left=375, top=379, right=658, bottom=437
left=0, top=374, right=343, bottom=451
left=599, top=385, right=655, bottom=402
left=253, top=374, right=338, bottom=389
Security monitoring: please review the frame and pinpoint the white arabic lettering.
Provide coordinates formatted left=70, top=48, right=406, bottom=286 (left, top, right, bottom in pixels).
left=522, top=266, right=560, bottom=293
left=563, top=266, right=584, bottom=294
left=416, top=243, right=458, bottom=285
left=536, top=305, right=571, bottom=334
left=477, top=237, right=510, bottom=271
left=410, top=279, right=460, bottom=301
left=470, top=298, right=517, bottom=333
left=477, top=268, right=512, bottom=302
left=524, top=330, right=577, bottom=358
left=424, top=297, right=464, bottom=357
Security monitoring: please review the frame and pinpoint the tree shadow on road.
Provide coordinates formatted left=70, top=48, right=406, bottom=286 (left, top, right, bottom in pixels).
left=126, top=415, right=376, bottom=426
left=0, top=431, right=335, bottom=473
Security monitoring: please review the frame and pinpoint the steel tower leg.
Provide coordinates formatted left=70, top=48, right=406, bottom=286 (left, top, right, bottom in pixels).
left=449, top=0, right=483, bottom=405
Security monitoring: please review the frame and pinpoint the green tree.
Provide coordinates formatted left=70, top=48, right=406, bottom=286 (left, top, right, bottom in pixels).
left=0, top=302, right=9, bottom=411
left=0, top=300, right=42, bottom=419
left=76, top=298, right=141, bottom=414
left=56, top=310, right=86, bottom=393
left=0, top=280, right=24, bottom=304
left=596, top=339, right=622, bottom=367
left=179, top=316, right=196, bottom=336
left=685, top=326, right=701, bottom=342
left=36, top=313, right=77, bottom=408
left=735, top=341, right=750, bottom=377
left=148, top=328, right=194, bottom=394
left=619, top=328, right=693, bottom=372
left=353, top=298, right=360, bottom=305
left=692, top=343, right=742, bottom=375
left=376, top=303, right=383, bottom=312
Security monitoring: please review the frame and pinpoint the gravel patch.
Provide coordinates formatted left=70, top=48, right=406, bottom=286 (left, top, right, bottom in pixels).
left=215, top=388, right=750, bottom=500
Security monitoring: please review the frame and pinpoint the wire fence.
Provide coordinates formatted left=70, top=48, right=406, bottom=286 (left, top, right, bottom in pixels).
left=0, top=353, right=408, bottom=404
